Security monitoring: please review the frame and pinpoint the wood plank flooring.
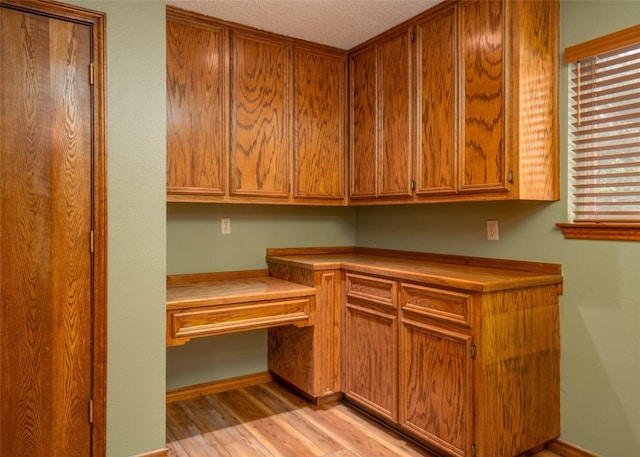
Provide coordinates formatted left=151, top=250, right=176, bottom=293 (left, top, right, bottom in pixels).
left=166, top=381, right=560, bottom=457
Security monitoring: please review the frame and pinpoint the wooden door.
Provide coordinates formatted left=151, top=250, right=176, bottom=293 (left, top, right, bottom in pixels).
left=415, top=4, right=457, bottom=196
left=1, top=3, right=104, bottom=456
left=166, top=9, right=227, bottom=196
left=400, top=320, right=472, bottom=457
left=230, top=31, right=290, bottom=199
left=293, top=47, right=346, bottom=202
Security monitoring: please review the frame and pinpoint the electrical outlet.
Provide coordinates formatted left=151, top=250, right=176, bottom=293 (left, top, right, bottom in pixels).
left=486, top=220, right=499, bottom=241
left=221, top=217, right=231, bottom=235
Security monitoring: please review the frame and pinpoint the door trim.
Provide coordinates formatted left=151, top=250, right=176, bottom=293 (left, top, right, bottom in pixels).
left=0, top=1, right=107, bottom=455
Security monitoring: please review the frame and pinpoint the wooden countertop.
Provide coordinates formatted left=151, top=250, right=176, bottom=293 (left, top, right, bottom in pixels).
left=167, top=271, right=316, bottom=310
left=267, top=247, right=563, bottom=293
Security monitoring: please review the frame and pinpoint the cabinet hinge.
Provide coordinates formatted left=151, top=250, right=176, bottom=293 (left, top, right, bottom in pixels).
left=472, top=443, right=477, bottom=457
left=411, top=31, right=416, bottom=42
left=89, top=63, right=94, bottom=85
left=411, top=179, right=416, bottom=191
left=508, top=170, right=514, bottom=184
left=470, top=343, right=477, bottom=360
left=89, top=399, right=94, bottom=423
left=90, top=230, right=94, bottom=254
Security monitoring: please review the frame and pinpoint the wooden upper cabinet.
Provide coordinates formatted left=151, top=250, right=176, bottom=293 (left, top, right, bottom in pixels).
left=349, top=45, right=377, bottom=200
left=459, top=0, right=507, bottom=194
left=293, top=47, right=347, bottom=201
left=415, top=3, right=457, bottom=196
left=230, top=31, right=291, bottom=198
left=378, top=30, right=413, bottom=198
left=459, top=0, right=559, bottom=200
left=166, top=10, right=227, bottom=196
left=349, top=28, right=413, bottom=201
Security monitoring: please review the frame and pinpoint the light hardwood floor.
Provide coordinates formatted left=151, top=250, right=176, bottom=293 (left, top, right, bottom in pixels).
left=166, top=381, right=560, bottom=457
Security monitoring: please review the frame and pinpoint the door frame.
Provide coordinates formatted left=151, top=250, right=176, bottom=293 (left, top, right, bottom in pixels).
left=0, top=1, right=107, bottom=455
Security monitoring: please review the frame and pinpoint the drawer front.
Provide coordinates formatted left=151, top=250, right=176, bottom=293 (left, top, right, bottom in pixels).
left=401, top=283, right=472, bottom=328
left=168, top=297, right=311, bottom=344
left=346, top=273, right=397, bottom=308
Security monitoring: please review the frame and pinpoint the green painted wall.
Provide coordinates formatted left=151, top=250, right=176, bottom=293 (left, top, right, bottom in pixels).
left=355, top=2, right=640, bottom=455
left=166, top=203, right=355, bottom=389
left=67, top=1, right=167, bottom=456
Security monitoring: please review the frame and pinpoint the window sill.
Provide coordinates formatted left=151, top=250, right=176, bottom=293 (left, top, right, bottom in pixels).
left=556, top=223, right=640, bottom=241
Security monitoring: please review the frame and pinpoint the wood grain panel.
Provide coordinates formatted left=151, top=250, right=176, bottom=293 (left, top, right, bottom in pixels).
left=402, top=283, right=473, bottom=328
left=512, top=0, right=559, bottom=200
left=166, top=11, right=226, bottom=195
left=349, top=45, right=377, bottom=199
left=459, top=0, right=507, bottom=193
left=293, top=47, right=346, bottom=200
left=346, top=273, right=396, bottom=307
left=477, top=286, right=561, bottom=457
left=344, top=302, right=397, bottom=422
left=170, top=297, right=311, bottom=342
left=400, top=321, right=472, bottom=457
left=378, top=29, right=413, bottom=198
left=1, top=7, right=93, bottom=456
left=230, top=31, right=290, bottom=198
left=415, top=4, right=457, bottom=196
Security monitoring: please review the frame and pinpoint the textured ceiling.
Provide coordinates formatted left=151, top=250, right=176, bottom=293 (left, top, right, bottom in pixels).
left=166, top=0, right=443, bottom=50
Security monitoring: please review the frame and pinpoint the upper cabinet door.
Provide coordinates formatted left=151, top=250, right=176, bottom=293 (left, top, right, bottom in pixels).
left=378, top=29, right=413, bottom=198
left=349, top=44, right=378, bottom=200
left=293, top=47, right=347, bottom=201
left=230, top=31, right=291, bottom=198
left=415, top=4, right=457, bottom=196
left=459, top=0, right=508, bottom=193
left=166, top=14, right=227, bottom=195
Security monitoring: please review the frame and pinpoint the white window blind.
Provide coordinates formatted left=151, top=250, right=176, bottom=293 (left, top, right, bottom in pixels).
left=568, top=41, right=640, bottom=223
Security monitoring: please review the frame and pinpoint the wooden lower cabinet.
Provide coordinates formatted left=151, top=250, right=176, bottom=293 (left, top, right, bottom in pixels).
left=400, top=319, right=473, bottom=457
left=344, top=276, right=560, bottom=457
left=343, top=273, right=398, bottom=422
left=267, top=263, right=342, bottom=401
left=265, top=248, right=562, bottom=457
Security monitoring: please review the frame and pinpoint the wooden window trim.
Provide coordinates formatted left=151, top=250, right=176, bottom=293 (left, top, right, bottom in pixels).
left=556, top=223, right=640, bottom=241
left=565, top=24, right=640, bottom=64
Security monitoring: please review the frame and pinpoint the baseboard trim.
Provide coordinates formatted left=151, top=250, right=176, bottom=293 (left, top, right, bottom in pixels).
left=547, top=439, right=601, bottom=457
left=130, top=448, right=169, bottom=457
left=166, top=371, right=274, bottom=403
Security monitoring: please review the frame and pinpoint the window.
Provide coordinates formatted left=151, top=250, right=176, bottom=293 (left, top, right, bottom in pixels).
left=558, top=24, right=640, bottom=240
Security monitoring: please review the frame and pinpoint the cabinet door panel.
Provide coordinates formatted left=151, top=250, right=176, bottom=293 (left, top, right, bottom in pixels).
left=416, top=5, right=457, bottom=196
left=344, top=302, right=397, bottom=422
left=401, top=320, right=472, bottom=457
left=349, top=46, right=377, bottom=199
left=230, top=32, right=290, bottom=198
left=459, top=0, right=507, bottom=193
left=294, top=48, right=346, bottom=200
left=378, top=30, right=413, bottom=198
left=166, top=17, right=226, bottom=195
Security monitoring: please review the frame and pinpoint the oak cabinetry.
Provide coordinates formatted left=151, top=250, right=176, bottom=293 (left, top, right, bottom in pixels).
left=230, top=30, right=290, bottom=199
left=343, top=273, right=398, bottom=423
left=349, top=28, right=413, bottom=201
left=165, top=272, right=315, bottom=347
left=293, top=48, right=347, bottom=201
left=266, top=248, right=562, bottom=457
left=414, top=2, right=457, bottom=196
left=267, top=254, right=344, bottom=401
left=166, top=10, right=227, bottom=196
left=458, top=0, right=559, bottom=200
left=400, top=283, right=474, bottom=457
left=348, top=0, right=559, bottom=204
left=166, top=7, right=347, bottom=204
